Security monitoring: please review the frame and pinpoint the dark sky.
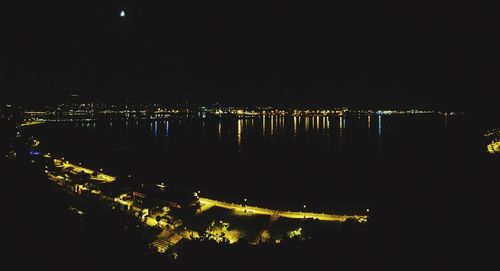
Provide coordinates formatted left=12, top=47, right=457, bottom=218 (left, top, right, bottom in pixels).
left=1, top=1, right=498, bottom=110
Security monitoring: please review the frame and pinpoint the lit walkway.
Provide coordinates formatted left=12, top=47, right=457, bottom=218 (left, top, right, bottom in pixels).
left=198, top=198, right=368, bottom=223
left=20, top=121, right=45, bottom=127
left=47, top=154, right=366, bottom=222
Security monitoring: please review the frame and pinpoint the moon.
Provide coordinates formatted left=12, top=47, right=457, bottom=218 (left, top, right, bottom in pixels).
left=120, top=10, right=126, bottom=17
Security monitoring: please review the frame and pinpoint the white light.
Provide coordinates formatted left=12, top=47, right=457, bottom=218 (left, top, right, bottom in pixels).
left=120, top=10, right=125, bottom=17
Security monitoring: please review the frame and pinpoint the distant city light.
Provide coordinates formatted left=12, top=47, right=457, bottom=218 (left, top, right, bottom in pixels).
left=29, top=150, right=41, bottom=156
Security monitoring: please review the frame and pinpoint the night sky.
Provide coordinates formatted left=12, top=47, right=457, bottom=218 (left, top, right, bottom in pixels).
left=2, top=1, right=498, bottom=109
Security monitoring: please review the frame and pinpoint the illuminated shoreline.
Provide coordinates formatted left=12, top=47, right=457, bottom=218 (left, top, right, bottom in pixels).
left=33, top=145, right=369, bottom=252
left=20, top=120, right=46, bottom=127
left=198, top=198, right=368, bottom=223
left=44, top=153, right=367, bottom=223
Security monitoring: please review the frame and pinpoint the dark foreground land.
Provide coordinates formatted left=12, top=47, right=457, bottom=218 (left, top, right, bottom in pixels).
left=2, top=159, right=371, bottom=269
left=3, top=155, right=498, bottom=271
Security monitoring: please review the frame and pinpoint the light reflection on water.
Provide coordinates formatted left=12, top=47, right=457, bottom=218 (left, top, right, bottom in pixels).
left=237, top=119, right=242, bottom=146
left=339, top=116, right=343, bottom=141
left=262, top=116, right=266, bottom=136
left=293, top=116, right=297, bottom=137
left=68, top=115, right=390, bottom=152
left=71, top=115, right=385, bottom=149
left=45, top=114, right=466, bottom=212
left=217, top=121, right=222, bottom=140
left=107, top=115, right=388, bottom=148
left=378, top=115, right=382, bottom=137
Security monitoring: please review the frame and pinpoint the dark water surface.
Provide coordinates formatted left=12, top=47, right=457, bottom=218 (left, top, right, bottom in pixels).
left=27, top=114, right=488, bottom=213
left=25, top=113, right=500, bottom=266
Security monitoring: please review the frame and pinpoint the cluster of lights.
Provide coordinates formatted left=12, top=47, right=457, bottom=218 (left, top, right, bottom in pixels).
left=38, top=149, right=371, bottom=254
left=487, top=141, right=500, bottom=154
left=287, top=227, right=303, bottom=239
left=292, top=109, right=345, bottom=116
left=24, top=103, right=463, bottom=123
left=484, top=128, right=500, bottom=138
